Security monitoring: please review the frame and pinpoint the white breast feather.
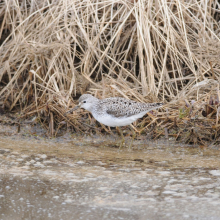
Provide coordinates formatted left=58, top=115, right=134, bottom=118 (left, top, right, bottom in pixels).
left=93, top=111, right=148, bottom=127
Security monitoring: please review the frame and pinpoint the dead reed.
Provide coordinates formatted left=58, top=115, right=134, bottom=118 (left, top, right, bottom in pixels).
left=0, top=0, right=220, bottom=145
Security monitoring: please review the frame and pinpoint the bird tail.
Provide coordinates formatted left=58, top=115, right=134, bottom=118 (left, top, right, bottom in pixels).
left=147, top=103, right=163, bottom=111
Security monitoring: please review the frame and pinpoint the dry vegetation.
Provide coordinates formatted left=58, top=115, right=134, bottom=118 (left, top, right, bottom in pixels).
left=0, top=0, right=220, bottom=145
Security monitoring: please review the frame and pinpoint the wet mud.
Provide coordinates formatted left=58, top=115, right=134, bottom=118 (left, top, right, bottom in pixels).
left=0, top=122, right=220, bottom=220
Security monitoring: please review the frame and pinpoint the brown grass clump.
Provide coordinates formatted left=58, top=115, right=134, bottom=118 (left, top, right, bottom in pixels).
left=0, top=0, right=220, bottom=145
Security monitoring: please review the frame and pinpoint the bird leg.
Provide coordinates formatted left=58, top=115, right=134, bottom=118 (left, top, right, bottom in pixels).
left=116, top=126, right=136, bottom=149
left=130, top=124, right=141, bottom=135
left=129, top=125, right=136, bottom=149
left=116, top=126, right=125, bottom=149
left=107, top=126, right=115, bottom=137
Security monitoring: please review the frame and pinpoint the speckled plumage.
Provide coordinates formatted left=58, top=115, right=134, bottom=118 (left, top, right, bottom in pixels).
left=74, top=94, right=163, bottom=127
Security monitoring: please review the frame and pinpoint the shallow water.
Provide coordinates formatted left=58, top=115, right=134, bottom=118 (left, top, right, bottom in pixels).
left=0, top=123, right=220, bottom=220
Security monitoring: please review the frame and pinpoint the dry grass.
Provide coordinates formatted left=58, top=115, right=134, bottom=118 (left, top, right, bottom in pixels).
left=0, top=0, right=220, bottom=145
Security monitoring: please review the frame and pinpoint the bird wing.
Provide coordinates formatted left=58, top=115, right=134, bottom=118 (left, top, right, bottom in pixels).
left=104, top=97, right=148, bottom=118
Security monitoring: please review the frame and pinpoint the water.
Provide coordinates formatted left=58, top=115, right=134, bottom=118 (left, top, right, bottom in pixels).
left=0, top=124, right=220, bottom=219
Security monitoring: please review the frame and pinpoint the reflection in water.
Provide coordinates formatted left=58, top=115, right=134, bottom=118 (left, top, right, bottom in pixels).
left=0, top=134, right=220, bottom=220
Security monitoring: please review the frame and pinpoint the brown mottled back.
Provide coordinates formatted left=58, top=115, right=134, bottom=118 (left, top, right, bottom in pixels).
left=93, top=97, right=163, bottom=118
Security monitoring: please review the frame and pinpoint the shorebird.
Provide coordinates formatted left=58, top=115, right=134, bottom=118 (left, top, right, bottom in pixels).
left=66, top=94, right=163, bottom=147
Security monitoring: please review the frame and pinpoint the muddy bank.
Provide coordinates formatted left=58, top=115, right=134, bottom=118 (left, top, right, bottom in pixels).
left=0, top=121, right=220, bottom=219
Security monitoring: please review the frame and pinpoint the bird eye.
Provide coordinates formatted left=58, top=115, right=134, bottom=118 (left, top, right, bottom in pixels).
left=83, top=101, right=86, bottom=103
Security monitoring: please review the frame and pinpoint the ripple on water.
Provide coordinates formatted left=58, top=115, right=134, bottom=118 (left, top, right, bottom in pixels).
left=209, top=170, right=220, bottom=176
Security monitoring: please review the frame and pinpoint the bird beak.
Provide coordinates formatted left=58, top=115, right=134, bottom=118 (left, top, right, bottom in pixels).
left=64, top=105, right=80, bottom=116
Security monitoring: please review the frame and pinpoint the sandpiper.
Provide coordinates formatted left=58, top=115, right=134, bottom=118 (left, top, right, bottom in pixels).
left=66, top=94, right=163, bottom=147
